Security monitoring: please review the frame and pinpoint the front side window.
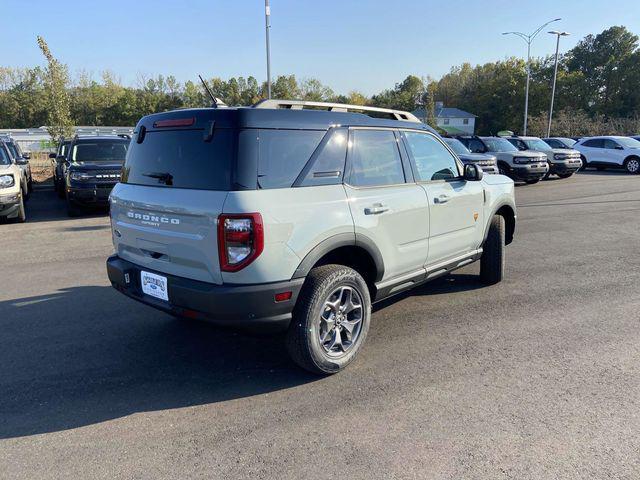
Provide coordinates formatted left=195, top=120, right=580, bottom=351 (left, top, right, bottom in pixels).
left=603, top=139, right=620, bottom=149
left=347, top=129, right=405, bottom=187
left=404, top=131, right=460, bottom=181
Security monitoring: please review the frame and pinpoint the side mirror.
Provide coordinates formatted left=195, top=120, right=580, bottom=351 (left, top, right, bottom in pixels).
left=49, top=152, right=57, bottom=159
left=464, top=163, right=483, bottom=181
left=615, top=145, right=624, bottom=150
left=22, top=153, right=31, bottom=160
left=17, top=158, right=29, bottom=165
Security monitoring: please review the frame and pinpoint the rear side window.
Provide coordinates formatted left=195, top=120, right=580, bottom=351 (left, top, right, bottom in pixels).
left=297, top=128, right=348, bottom=187
left=347, top=129, right=405, bottom=187
left=582, top=139, right=604, bottom=148
left=122, top=129, right=234, bottom=190
left=258, top=130, right=324, bottom=189
left=403, top=131, right=460, bottom=181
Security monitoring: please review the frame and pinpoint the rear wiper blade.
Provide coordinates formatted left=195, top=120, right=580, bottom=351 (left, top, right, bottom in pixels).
left=142, top=172, right=173, bottom=186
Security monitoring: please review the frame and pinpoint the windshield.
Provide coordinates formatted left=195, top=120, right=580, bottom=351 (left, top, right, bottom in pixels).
left=483, top=138, right=518, bottom=153
left=0, top=146, right=10, bottom=165
left=444, top=138, right=470, bottom=155
left=71, top=140, right=129, bottom=163
left=6, top=142, right=19, bottom=159
left=556, top=138, right=576, bottom=148
left=616, top=137, right=640, bottom=148
left=524, top=138, right=552, bottom=151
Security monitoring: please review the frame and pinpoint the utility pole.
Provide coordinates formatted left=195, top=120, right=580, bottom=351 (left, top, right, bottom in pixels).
left=502, top=18, right=561, bottom=135
left=265, top=0, right=272, bottom=99
left=547, top=31, right=570, bottom=137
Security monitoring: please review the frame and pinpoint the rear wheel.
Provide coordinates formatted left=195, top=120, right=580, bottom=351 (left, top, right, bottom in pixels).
left=557, top=172, right=574, bottom=179
left=286, top=264, right=371, bottom=375
left=480, top=215, right=505, bottom=285
left=624, top=157, right=640, bottom=174
left=525, top=179, right=540, bottom=185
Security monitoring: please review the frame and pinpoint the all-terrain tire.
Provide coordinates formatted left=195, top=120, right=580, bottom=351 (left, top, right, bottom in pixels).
left=480, top=215, right=505, bottom=285
left=286, top=264, right=371, bottom=375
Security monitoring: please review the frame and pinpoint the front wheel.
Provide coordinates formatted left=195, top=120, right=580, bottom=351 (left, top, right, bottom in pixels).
left=66, top=198, right=81, bottom=217
left=480, top=215, right=505, bottom=285
left=557, top=172, right=574, bottom=179
left=580, top=156, right=589, bottom=170
left=286, top=264, right=371, bottom=375
left=525, top=179, right=540, bottom=184
left=14, top=193, right=26, bottom=223
left=624, top=157, right=640, bottom=174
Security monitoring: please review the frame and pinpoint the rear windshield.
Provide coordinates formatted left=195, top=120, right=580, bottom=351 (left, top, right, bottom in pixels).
left=71, top=140, right=129, bottom=163
left=122, top=129, right=234, bottom=190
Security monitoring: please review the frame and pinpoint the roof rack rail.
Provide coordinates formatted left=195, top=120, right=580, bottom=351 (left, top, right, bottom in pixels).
left=252, top=99, right=421, bottom=123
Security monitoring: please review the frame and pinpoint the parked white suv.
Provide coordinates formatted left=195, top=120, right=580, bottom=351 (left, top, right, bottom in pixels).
left=574, top=136, right=640, bottom=174
left=107, top=100, right=517, bottom=374
left=0, top=141, right=27, bottom=222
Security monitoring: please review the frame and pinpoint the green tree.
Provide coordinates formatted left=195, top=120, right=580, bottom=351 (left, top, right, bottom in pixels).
left=37, top=36, right=73, bottom=138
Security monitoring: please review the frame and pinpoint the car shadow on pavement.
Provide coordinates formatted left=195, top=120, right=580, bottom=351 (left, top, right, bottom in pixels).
left=13, top=188, right=109, bottom=224
left=0, top=286, right=317, bottom=439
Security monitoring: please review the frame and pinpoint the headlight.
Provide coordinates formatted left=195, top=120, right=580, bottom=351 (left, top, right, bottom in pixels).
left=554, top=153, right=569, bottom=160
left=0, top=175, right=15, bottom=188
left=70, top=171, right=92, bottom=182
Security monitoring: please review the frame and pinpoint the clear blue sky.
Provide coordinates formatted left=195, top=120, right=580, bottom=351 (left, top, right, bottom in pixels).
left=2, top=0, right=639, bottom=95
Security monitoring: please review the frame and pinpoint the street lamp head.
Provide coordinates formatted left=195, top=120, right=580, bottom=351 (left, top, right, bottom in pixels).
left=549, top=30, right=570, bottom=36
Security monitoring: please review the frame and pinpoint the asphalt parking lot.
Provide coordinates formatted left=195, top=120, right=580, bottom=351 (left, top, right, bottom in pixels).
left=1, top=171, right=639, bottom=479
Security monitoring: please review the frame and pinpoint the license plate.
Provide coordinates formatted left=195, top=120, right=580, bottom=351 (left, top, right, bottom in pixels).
left=140, top=271, right=169, bottom=302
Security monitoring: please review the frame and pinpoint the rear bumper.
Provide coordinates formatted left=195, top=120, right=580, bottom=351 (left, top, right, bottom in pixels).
left=106, top=255, right=304, bottom=331
left=67, top=184, right=115, bottom=206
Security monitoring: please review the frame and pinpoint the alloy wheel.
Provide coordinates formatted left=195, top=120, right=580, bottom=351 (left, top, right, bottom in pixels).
left=318, top=286, right=364, bottom=357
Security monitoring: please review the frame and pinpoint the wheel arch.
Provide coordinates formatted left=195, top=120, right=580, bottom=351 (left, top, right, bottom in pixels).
left=291, top=233, right=384, bottom=294
left=484, top=203, right=516, bottom=246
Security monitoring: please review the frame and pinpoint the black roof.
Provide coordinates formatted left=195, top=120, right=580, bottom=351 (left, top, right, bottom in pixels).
left=136, top=107, right=438, bottom=134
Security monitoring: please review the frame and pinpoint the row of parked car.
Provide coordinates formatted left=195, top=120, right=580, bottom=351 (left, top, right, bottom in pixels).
left=444, top=134, right=640, bottom=184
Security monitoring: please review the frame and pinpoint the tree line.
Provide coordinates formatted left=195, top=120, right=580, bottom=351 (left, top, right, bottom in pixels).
left=1, top=26, right=639, bottom=138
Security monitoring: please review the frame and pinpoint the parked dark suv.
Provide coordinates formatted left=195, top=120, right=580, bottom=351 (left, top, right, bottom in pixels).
left=63, top=135, right=130, bottom=216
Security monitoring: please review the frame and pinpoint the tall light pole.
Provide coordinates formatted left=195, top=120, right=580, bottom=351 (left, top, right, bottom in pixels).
left=265, top=0, right=272, bottom=99
left=547, top=31, right=570, bottom=137
left=503, top=18, right=561, bottom=135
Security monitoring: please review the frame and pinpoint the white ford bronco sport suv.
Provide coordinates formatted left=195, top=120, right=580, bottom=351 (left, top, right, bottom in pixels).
left=107, top=100, right=517, bottom=374
left=0, top=140, right=28, bottom=223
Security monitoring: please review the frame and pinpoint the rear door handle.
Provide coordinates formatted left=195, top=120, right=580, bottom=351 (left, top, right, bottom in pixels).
left=434, top=195, right=450, bottom=204
left=364, top=204, right=389, bottom=215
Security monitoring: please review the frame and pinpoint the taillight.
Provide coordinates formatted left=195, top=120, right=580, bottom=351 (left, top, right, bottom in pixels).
left=217, top=213, right=264, bottom=272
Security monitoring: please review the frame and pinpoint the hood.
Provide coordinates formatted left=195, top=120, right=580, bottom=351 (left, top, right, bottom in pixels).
left=482, top=172, right=514, bottom=186
left=68, top=161, right=124, bottom=172
left=457, top=152, right=497, bottom=163
left=550, top=148, right=580, bottom=155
